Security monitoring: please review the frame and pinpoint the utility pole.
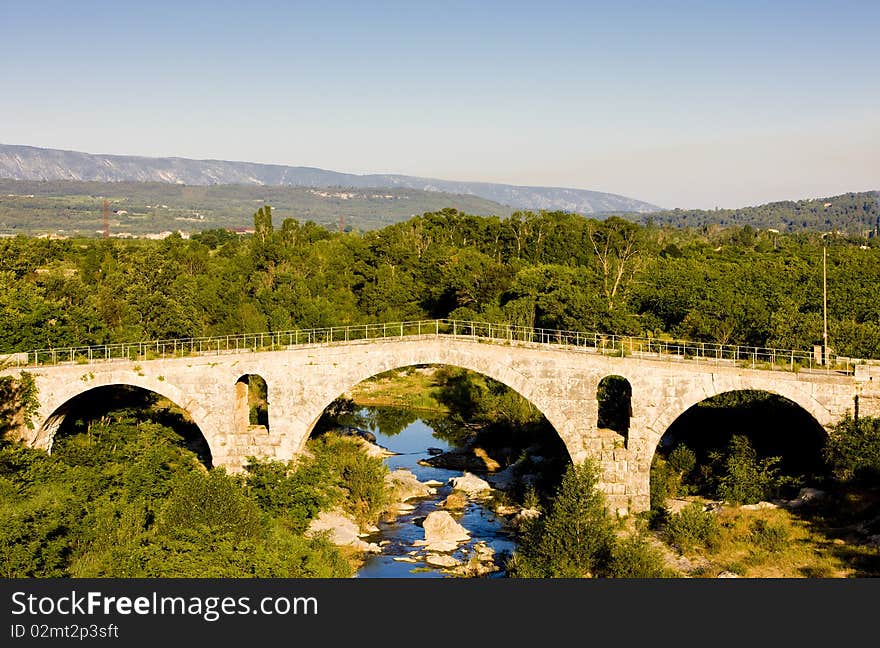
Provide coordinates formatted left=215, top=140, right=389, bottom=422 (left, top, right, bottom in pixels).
left=822, top=237, right=828, bottom=366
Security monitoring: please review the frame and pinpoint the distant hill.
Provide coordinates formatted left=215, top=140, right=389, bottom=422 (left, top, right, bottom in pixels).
left=0, top=179, right=514, bottom=236
left=0, top=143, right=661, bottom=215
left=631, top=191, right=880, bottom=235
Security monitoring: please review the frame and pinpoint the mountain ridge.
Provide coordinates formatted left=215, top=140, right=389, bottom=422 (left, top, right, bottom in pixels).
left=0, top=143, right=661, bottom=215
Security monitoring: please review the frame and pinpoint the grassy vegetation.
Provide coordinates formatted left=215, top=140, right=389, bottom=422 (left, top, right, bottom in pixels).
left=511, top=457, right=880, bottom=578
left=652, top=498, right=880, bottom=578
left=347, top=366, right=450, bottom=412
left=647, top=411, right=880, bottom=578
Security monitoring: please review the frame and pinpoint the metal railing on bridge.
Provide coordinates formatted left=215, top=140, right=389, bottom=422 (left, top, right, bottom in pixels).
left=2, top=319, right=862, bottom=375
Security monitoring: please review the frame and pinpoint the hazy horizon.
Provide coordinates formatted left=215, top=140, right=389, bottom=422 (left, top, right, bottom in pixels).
left=2, top=1, right=878, bottom=210
left=3, top=140, right=877, bottom=213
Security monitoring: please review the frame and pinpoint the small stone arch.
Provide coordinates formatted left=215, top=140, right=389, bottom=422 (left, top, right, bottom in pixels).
left=234, top=374, right=270, bottom=434
left=597, top=375, right=632, bottom=445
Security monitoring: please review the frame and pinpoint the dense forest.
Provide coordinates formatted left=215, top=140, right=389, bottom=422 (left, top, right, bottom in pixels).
left=1, top=206, right=879, bottom=359
left=639, top=191, right=880, bottom=236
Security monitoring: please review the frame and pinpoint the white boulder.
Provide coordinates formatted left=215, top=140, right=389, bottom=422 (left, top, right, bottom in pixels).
left=413, top=511, right=470, bottom=552
left=448, top=472, right=492, bottom=496
left=425, top=553, right=461, bottom=568
left=306, top=510, right=381, bottom=553
left=386, top=469, right=436, bottom=501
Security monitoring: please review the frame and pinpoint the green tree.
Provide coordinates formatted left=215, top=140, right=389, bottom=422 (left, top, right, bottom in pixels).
left=587, top=216, right=643, bottom=311
left=823, top=414, right=880, bottom=482
left=511, top=460, right=615, bottom=577
left=711, top=435, right=786, bottom=504
left=253, top=205, right=274, bottom=243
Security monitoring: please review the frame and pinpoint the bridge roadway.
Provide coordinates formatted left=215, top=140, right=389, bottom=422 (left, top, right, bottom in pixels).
left=3, top=321, right=878, bottom=514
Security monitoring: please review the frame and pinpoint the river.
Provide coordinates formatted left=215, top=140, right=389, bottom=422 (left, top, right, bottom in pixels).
left=353, top=408, right=516, bottom=578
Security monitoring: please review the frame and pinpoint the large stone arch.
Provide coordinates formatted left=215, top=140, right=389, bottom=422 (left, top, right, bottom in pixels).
left=31, top=374, right=216, bottom=459
left=638, top=375, right=843, bottom=477
left=281, top=341, right=577, bottom=460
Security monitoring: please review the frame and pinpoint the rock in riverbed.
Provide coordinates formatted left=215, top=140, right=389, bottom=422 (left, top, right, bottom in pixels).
left=425, top=553, right=460, bottom=568
left=420, top=447, right=500, bottom=472
left=510, top=507, right=541, bottom=528
left=306, top=510, right=381, bottom=553
left=386, top=469, right=436, bottom=501
left=486, top=465, right=517, bottom=490
left=787, top=487, right=826, bottom=508
left=413, top=511, right=470, bottom=552
left=333, top=425, right=377, bottom=443
left=741, top=501, right=778, bottom=510
left=441, top=492, right=468, bottom=510
left=449, top=472, right=492, bottom=496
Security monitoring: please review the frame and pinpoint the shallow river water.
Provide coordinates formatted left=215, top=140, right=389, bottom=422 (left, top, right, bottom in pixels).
left=355, top=410, right=516, bottom=578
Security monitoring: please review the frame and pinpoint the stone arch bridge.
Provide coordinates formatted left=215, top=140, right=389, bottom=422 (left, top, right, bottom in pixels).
left=4, top=320, right=878, bottom=514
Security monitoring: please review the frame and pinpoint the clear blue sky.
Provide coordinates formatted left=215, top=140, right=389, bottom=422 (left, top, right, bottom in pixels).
left=1, top=0, right=877, bottom=208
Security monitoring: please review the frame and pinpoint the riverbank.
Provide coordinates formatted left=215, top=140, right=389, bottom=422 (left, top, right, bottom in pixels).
left=644, top=487, right=880, bottom=577
left=346, top=366, right=449, bottom=413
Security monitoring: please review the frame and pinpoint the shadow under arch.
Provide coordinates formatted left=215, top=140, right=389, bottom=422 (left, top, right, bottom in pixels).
left=39, top=384, right=214, bottom=468
left=307, top=363, right=573, bottom=469
left=652, top=388, right=828, bottom=484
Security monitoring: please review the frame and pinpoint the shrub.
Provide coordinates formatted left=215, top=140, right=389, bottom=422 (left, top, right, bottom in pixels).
left=650, top=455, right=681, bottom=510
left=244, top=458, right=335, bottom=533
left=823, top=415, right=880, bottom=483
left=711, top=435, right=785, bottom=504
left=668, top=444, right=696, bottom=480
left=340, top=449, right=388, bottom=527
left=650, top=444, right=698, bottom=511
left=0, top=487, right=76, bottom=577
left=521, top=484, right=541, bottom=510
left=748, top=518, right=790, bottom=553
left=160, top=469, right=263, bottom=540
left=307, top=435, right=389, bottom=529
left=663, top=502, right=720, bottom=553
left=0, top=370, right=40, bottom=437
left=604, top=534, right=675, bottom=578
